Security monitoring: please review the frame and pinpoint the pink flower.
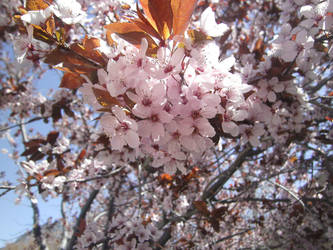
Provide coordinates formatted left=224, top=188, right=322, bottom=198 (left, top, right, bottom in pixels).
left=277, top=29, right=314, bottom=62
left=100, top=106, right=139, bottom=150
left=181, top=133, right=211, bottom=153
left=257, top=77, right=284, bottom=103
left=79, top=83, right=104, bottom=110
left=21, top=7, right=53, bottom=25
left=137, top=107, right=173, bottom=141
left=239, top=123, right=265, bottom=147
left=129, top=81, right=166, bottom=118
left=151, top=46, right=184, bottom=79
left=221, top=105, right=248, bottom=137
left=103, top=58, right=132, bottom=97
left=200, top=7, right=229, bottom=37
left=161, top=119, right=194, bottom=154
left=185, top=80, right=220, bottom=109
left=50, top=0, right=86, bottom=24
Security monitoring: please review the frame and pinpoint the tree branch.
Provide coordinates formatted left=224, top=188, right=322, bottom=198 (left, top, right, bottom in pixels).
left=29, top=196, right=47, bottom=250
left=0, top=185, right=16, bottom=197
left=216, top=196, right=333, bottom=206
left=64, top=167, right=124, bottom=184
left=102, top=195, right=115, bottom=250
left=0, top=117, right=44, bottom=133
left=155, top=145, right=254, bottom=249
left=202, top=144, right=253, bottom=201
left=307, top=73, right=333, bottom=94
left=64, top=189, right=99, bottom=250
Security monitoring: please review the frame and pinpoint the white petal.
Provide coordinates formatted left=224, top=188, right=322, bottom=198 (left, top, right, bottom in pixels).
left=111, top=136, right=125, bottom=151
left=267, top=91, right=276, bottom=103
left=222, top=121, right=239, bottom=137
left=200, top=7, right=229, bottom=37
left=125, top=130, right=140, bottom=148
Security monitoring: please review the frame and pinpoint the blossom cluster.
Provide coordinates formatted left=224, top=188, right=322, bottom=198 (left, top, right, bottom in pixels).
left=79, top=8, right=310, bottom=175
left=1, top=0, right=332, bottom=249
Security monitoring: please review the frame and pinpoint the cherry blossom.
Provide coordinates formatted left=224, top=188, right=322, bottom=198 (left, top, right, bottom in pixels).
left=100, top=106, right=139, bottom=150
left=1, top=0, right=332, bottom=249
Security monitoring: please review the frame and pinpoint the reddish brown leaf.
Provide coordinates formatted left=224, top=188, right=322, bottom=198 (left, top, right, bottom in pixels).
left=56, top=157, right=65, bottom=171
left=160, top=173, right=173, bottom=182
left=45, top=47, right=100, bottom=84
left=187, top=29, right=212, bottom=45
left=21, top=146, right=40, bottom=157
left=27, top=174, right=42, bottom=182
left=45, top=16, right=55, bottom=35
left=105, top=22, right=152, bottom=47
left=121, top=4, right=131, bottom=10
left=105, top=22, right=158, bottom=56
left=43, top=169, right=61, bottom=177
left=211, top=206, right=228, bottom=218
left=51, top=104, right=62, bottom=123
left=147, top=0, right=173, bottom=40
left=193, top=201, right=210, bottom=216
left=29, top=151, right=45, bottom=161
left=46, top=131, right=59, bottom=145
left=74, top=149, right=86, bottom=168
left=44, top=47, right=83, bottom=67
left=83, top=36, right=100, bottom=50
left=63, top=106, right=75, bottom=118
left=60, top=72, right=86, bottom=89
left=105, top=22, right=143, bottom=46
left=26, top=0, right=52, bottom=11
left=32, top=24, right=56, bottom=45
left=171, top=0, right=197, bottom=38
left=71, top=37, right=107, bottom=67
left=92, top=87, right=121, bottom=108
left=134, top=6, right=162, bottom=41
left=77, top=149, right=86, bottom=161
left=139, top=0, right=157, bottom=31
left=24, top=138, right=47, bottom=148
left=209, top=217, right=220, bottom=232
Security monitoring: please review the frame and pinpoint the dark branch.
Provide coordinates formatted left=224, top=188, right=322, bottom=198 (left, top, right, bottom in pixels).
left=102, top=195, right=115, bottom=250
left=65, top=189, right=99, bottom=250
left=64, top=167, right=124, bottom=184
left=155, top=145, right=254, bottom=249
left=30, top=197, right=47, bottom=250
left=202, top=144, right=253, bottom=201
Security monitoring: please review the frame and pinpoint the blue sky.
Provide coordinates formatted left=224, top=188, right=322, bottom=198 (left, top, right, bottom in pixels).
left=0, top=70, right=63, bottom=247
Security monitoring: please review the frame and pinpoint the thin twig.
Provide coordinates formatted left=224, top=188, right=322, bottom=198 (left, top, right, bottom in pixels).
left=0, top=185, right=16, bottom=190
left=0, top=185, right=16, bottom=197
left=308, top=99, right=333, bottom=113
left=307, top=73, right=333, bottom=94
left=0, top=117, right=44, bottom=133
left=216, top=197, right=333, bottom=207
left=267, top=180, right=307, bottom=210
left=65, top=167, right=124, bottom=184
